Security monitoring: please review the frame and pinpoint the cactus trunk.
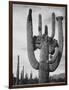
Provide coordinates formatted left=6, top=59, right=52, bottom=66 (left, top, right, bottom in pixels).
left=39, top=33, right=49, bottom=83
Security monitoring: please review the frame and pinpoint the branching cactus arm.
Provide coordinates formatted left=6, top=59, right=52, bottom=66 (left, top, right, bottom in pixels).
left=38, top=14, right=42, bottom=36
left=27, top=9, right=39, bottom=70
left=51, top=12, right=55, bottom=39
left=49, top=16, right=63, bottom=72
left=33, top=14, right=42, bottom=50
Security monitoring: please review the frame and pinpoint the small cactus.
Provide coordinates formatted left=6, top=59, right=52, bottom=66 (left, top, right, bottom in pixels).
left=27, top=9, right=63, bottom=83
left=30, top=71, right=33, bottom=80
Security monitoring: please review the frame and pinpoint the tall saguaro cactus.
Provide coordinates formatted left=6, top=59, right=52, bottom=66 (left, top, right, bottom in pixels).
left=20, top=66, right=24, bottom=84
left=27, top=9, right=63, bottom=83
left=21, top=66, right=24, bottom=81
left=16, top=55, right=19, bottom=85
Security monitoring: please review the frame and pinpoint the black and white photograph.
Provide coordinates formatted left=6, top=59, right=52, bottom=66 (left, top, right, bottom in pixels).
left=9, top=1, right=67, bottom=88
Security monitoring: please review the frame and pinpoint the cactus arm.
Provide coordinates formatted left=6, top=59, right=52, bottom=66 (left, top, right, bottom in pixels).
left=47, top=48, right=59, bottom=64
left=27, top=9, right=39, bottom=70
left=49, top=48, right=62, bottom=72
left=38, top=14, right=42, bottom=37
left=49, top=16, right=63, bottom=72
left=51, top=13, right=55, bottom=39
left=32, top=14, right=42, bottom=50
left=56, top=16, right=63, bottom=52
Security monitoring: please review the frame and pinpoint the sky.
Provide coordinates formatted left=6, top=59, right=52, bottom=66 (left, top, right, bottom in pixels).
left=13, top=4, right=65, bottom=79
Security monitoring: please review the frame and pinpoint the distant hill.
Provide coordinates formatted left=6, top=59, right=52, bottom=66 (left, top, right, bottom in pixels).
left=49, top=73, right=65, bottom=82
left=50, top=73, right=65, bottom=79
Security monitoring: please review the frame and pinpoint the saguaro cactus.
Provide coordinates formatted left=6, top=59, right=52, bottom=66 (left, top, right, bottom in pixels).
left=21, top=66, right=24, bottom=81
left=20, top=66, right=24, bottom=84
left=27, top=9, right=63, bottom=83
left=30, top=71, right=33, bottom=80
left=16, top=55, right=19, bottom=85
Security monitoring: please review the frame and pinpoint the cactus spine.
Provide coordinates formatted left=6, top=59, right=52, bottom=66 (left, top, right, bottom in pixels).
left=16, top=55, right=19, bottom=85
left=27, top=9, right=63, bottom=83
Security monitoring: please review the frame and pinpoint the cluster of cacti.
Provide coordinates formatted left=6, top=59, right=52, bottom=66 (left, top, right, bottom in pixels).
left=27, top=9, right=63, bottom=83
left=15, top=57, right=38, bottom=84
